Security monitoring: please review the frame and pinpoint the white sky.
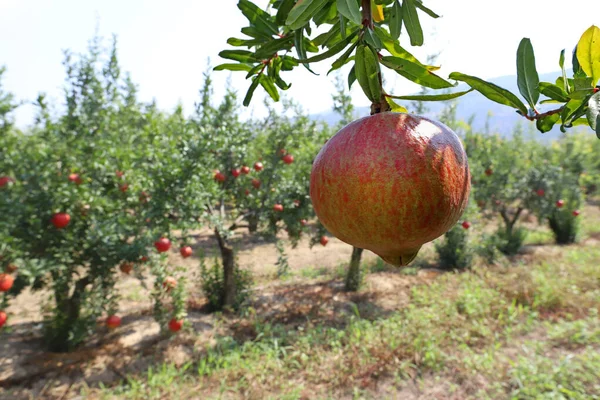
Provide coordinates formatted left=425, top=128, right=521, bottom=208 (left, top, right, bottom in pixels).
left=1, top=0, right=598, bottom=127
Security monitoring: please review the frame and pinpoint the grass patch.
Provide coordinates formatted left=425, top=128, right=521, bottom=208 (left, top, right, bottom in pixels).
left=90, top=244, right=600, bottom=399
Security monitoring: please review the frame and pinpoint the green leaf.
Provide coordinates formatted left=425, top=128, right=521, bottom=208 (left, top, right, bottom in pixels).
left=535, top=113, right=560, bottom=133
left=281, top=55, right=299, bottom=70
left=313, top=1, right=338, bottom=26
left=559, top=49, right=568, bottom=92
left=253, top=36, right=294, bottom=59
left=538, top=82, right=568, bottom=102
left=243, top=75, right=261, bottom=106
left=294, top=29, right=318, bottom=75
left=238, top=0, right=279, bottom=36
left=355, top=45, right=375, bottom=101
left=245, top=64, right=263, bottom=78
left=339, top=13, right=347, bottom=40
left=374, top=26, right=437, bottom=70
left=219, top=50, right=259, bottom=63
left=449, top=72, right=528, bottom=115
left=364, top=27, right=383, bottom=50
left=402, top=0, right=423, bottom=46
left=414, top=0, right=439, bottom=18
left=327, top=41, right=358, bottom=74
left=241, top=27, right=273, bottom=40
left=348, top=65, right=356, bottom=89
left=274, top=75, right=292, bottom=90
left=381, top=56, right=453, bottom=89
left=389, top=0, right=402, bottom=40
left=276, top=0, right=296, bottom=25
left=385, top=97, right=408, bottom=112
left=569, top=88, right=595, bottom=100
left=387, top=89, right=473, bottom=101
left=364, top=45, right=382, bottom=102
left=561, top=98, right=585, bottom=125
left=227, top=37, right=263, bottom=47
left=294, top=29, right=358, bottom=63
left=336, top=0, right=362, bottom=25
left=516, top=38, right=540, bottom=109
left=576, top=25, right=600, bottom=86
left=259, top=75, right=280, bottom=102
left=586, top=91, right=600, bottom=136
left=286, top=0, right=329, bottom=30
left=574, top=77, right=594, bottom=90
left=313, top=23, right=340, bottom=46
left=213, top=63, right=253, bottom=72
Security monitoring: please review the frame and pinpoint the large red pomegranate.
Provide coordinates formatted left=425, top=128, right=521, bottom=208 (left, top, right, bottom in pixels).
left=310, top=112, right=470, bottom=267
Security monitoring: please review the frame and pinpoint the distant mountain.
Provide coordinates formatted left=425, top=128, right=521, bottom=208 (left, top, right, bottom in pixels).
left=311, top=71, right=580, bottom=141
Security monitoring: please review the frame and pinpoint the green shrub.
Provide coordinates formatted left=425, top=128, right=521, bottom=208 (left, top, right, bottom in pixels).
left=435, top=224, right=474, bottom=270
left=200, top=253, right=253, bottom=312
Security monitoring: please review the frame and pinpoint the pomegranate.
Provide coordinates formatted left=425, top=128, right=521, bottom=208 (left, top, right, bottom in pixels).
left=273, top=204, right=284, bottom=212
left=572, top=210, right=580, bottom=217
left=231, top=168, right=241, bottom=178
left=154, top=237, right=171, bottom=253
left=319, top=236, right=329, bottom=246
left=461, top=221, right=471, bottom=229
left=180, top=246, right=193, bottom=258
left=310, top=112, right=470, bottom=267
left=51, top=213, right=71, bottom=229
left=241, top=166, right=250, bottom=174
left=214, top=171, right=226, bottom=182
left=556, top=199, right=564, bottom=208
left=0, top=274, right=14, bottom=292
left=536, top=189, right=545, bottom=197
left=68, top=173, right=83, bottom=185
left=119, top=262, right=134, bottom=274
left=168, top=318, right=184, bottom=332
left=282, top=154, right=294, bottom=164
left=0, top=176, right=13, bottom=187
left=106, top=315, right=121, bottom=329
left=254, top=162, right=264, bottom=172
left=163, top=276, right=177, bottom=292
left=0, top=311, right=7, bottom=328
left=251, top=179, right=261, bottom=189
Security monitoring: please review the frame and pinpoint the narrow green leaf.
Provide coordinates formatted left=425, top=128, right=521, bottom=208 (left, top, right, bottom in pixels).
left=313, top=1, right=338, bottom=26
left=274, top=75, right=292, bottom=90
left=243, top=75, right=261, bottom=106
left=286, top=0, right=329, bottom=30
left=213, top=63, right=253, bottom=72
left=294, top=29, right=358, bottom=63
left=449, top=72, right=528, bottom=115
left=245, top=64, right=263, bottom=78
left=576, top=25, right=600, bottom=86
left=414, top=0, right=439, bottom=18
left=516, top=38, right=540, bottom=109
left=294, top=29, right=318, bottom=75
left=259, top=75, right=280, bottom=102
left=327, top=41, right=358, bottom=74
left=348, top=65, right=356, bottom=89
left=238, top=0, right=279, bottom=36
left=374, top=26, right=437, bottom=70
left=561, top=98, right=585, bottom=125
left=402, top=0, right=423, bottom=46
left=586, top=91, right=600, bottom=134
left=381, top=56, right=453, bottom=89
left=570, top=88, right=596, bottom=99
left=281, top=55, right=299, bottom=70
left=574, top=77, right=594, bottom=90
left=386, top=97, right=408, bottom=112
left=241, top=27, right=273, bottom=40
left=538, top=82, right=568, bottom=102
left=339, top=13, right=347, bottom=40
left=276, top=0, right=297, bottom=25
left=227, top=37, right=263, bottom=47
left=387, top=89, right=473, bottom=101
left=355, top=45, right=375, bottom=101
left=313, top=24, right=340, bottom=47
left=536, top=113, right=560, bottom=133
left=364, top=45, right=382, bottom=102
left=364, top=27, right=383, bottom=50
left=336, top=0, right=362, bottom=25
left=253, top=36, right=294, bottom=59
left=219, top=50, right=259, bottom=63
left=389, top=0, right=402, bottom=40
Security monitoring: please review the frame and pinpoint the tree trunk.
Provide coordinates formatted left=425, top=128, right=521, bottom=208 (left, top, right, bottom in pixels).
left=215, top=228, right=236, bottom=310
left=247, top=214, right=259, bottom=233
left=48, top=275, right=90, bottom=352
left=345, top=247, right=364, bottom=292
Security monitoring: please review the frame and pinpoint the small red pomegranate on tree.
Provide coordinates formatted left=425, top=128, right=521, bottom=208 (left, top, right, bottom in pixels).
left=282, top=154, right=294, bottom=164
left=485, top=168, right=493, bottom=176
left=0, top=176, right=13, bottom=187
left=251, top=179, right=261, bottom=189
left=68, top=173, right=83, bottom=185
left=0, top=311, right=7, bottom=328
left=119, top=262, right=134, bottom=275
left=168, top=318, right=184, bottom=332
left=536, top=188, right=545, bottom=197
left=162, top=276, right=177, bottom=292
left=0, top=273, right=14, bottom=292
left=241, top=165, right=250, bottom=174
left=461, top=221, right=471, bottom=229
left=555, top=199, right=564, bottom=208
left=119, top=183, right=129, bottom=193
left=572, top=210, right=581, bottom=217
left=273, top=204, right=284, bottom=212
left=180, top=246, right=193, bottom=258
left=154, top=237, right=171, bottom=253
left=51, top=212, right=71, bottom=229
left=310, top=113, right=470, bottom=267
left=115, top=170, right=124, bottom=178
left=254, top=162, right=263, bottom=172
left=231, top=168, right=241, bottom=178
left=106, top=315, right=121, bottom=329
left=319, top=236, right=329, bottom=246
left=214, top=171, right=226, bottom=182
